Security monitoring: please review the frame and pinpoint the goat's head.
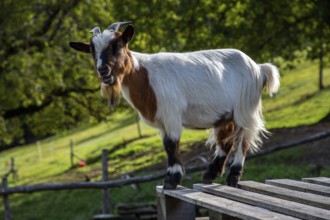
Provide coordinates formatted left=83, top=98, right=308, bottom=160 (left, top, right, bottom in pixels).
left=69, top=21, right=135, bottom=109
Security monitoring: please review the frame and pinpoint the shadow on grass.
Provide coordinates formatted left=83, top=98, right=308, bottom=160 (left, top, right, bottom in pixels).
left=85, top=134, right=154, bottom=165
left=267, top=86, right=330, bottom=113
left=73, top=115, right=137, bottom=147
left=59, top=134, right=155, bottom=176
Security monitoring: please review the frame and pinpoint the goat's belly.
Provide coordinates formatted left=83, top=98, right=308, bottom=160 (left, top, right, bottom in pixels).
left=181, top=107, right=222, bottom=129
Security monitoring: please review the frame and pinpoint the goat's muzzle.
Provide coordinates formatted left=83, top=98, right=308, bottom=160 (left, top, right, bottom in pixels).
left=98, top=66, right=110, bottom=76
left=102, top=74, right=116, bottom=85
left=98, top=66, right=116, bottom=85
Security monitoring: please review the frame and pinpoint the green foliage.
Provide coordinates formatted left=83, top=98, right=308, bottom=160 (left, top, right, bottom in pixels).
left=0, top=62, right=329, bottom=219
left=0, top=1, right=329, bottom=148
left=1, top=138, right=329, bottom=220
left=0, top=62, right=329, bottom=186
left=264, top=61, right=330, bottom=128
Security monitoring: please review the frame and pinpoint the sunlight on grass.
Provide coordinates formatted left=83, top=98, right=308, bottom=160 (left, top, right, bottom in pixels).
left=263, top=62, right=330, bottom=128
left=1, top=62, right=330, bottom=220
left=0, top=62, right=329, bottom=186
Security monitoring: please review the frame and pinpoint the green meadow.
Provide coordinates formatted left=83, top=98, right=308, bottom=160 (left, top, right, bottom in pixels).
left=0, top=62, right=329, bottom=220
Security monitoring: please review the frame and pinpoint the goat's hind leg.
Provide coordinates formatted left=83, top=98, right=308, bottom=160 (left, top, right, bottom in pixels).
left=203, top=145, right=232, bottom=184
left=227, top=134, right=249, bottom=187
left=203, top=122, right=234, bottom=184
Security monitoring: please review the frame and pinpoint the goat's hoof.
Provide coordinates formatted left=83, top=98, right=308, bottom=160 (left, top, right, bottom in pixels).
left=226, top=175, right=240, bottom=187
left=202, top=171, right=214, bottom=184
left=163, top=182, right=178, bottom=190
left=202, top=179, right=213, bottom=184
left=163, top=173, right=181, bottom=190
left=226, top=165, right=242, bottom=187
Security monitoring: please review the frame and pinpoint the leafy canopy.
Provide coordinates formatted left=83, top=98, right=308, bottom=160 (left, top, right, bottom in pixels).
left=0, top=0, right=329, bottom=148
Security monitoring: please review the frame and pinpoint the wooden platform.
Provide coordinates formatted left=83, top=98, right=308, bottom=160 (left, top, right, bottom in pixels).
left=156, top=177, right=330, bottom=220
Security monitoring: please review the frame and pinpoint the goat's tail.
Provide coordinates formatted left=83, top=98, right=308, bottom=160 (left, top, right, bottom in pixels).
left=230, top=62, right=280, bottom=152
left=259, top=63, right=280, bottom=97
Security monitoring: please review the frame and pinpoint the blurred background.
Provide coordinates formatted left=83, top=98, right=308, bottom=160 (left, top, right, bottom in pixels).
left=0, top=0, right=329, bottom=219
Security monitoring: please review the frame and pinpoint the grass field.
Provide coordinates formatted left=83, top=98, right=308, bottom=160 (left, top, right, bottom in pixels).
left=0, top=62, right=329, bottom=220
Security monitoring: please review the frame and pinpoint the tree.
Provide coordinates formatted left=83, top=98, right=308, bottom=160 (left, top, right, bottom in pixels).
left=0, top=0, right=116, bottom=147
left=1, top=0, right=328, bottom=149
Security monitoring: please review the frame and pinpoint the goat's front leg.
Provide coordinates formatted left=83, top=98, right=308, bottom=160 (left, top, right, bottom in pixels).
left=163, top=136, right=184, bottom=190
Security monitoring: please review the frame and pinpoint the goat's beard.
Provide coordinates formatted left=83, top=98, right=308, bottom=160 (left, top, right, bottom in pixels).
left=100, top=81, right=121, bottom=110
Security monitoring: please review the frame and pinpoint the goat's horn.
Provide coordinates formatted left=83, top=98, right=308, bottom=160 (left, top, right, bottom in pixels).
left=107, top=21, right=132, bottom=32
left=90, top=27, right=101, bottom=36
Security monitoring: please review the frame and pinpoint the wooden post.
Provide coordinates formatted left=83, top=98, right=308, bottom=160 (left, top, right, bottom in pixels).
left=70, top=140, right=74, bottom=168
left=10, top=158, right=18, bottom=181
left=2, top=177, right=12, bottom=220
left=10, top=158, right=14, bottom=172
left=156, top=186, right=195, bottom=220
left=102, top=149, right=110, bottom=214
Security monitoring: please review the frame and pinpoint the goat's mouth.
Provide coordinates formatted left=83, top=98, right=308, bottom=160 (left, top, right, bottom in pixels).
left=102, top=74, right=115, bottom=85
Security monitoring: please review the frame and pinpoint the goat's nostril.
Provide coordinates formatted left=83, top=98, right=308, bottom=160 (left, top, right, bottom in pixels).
left=98, top=67, right=109, bottom=76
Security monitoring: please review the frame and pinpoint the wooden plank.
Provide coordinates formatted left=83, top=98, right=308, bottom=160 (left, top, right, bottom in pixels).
left=302, top=177, right=330, bottom=187
left=238, top=181, right=330, bottom=210
left=266, top=179, right=330, bottom=197
left=194, top=183, right=330, bottom=220
left=157, top=186, right=195, bottom=220
left=157, top=186, right=298, bottom=220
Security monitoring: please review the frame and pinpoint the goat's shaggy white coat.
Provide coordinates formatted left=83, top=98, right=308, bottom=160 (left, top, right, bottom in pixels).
left=70, top=26, right=280, bottom=188
left=122, top=49, right=279, bottom=153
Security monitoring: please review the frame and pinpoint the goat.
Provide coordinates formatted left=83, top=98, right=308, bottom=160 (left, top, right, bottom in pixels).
left=69, top=21, right=280, bottom=189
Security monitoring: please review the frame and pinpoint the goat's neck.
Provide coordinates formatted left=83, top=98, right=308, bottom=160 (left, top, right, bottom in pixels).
left=121, top=51, right=157, bottom=122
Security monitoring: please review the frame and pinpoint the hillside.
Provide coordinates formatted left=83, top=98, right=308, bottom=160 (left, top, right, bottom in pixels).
left=0, top=62, right=329, bottom=220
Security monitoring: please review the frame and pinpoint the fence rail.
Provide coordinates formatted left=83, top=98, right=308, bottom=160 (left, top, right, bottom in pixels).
left=1, top=150, right=115, bottom=220
left=1, top=130, right=330, bottom=220
left=0, top=167, right=179, bottom=196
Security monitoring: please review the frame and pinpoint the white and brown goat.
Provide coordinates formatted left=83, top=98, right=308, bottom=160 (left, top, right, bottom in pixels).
left=69, top=21, right=280, bottom=189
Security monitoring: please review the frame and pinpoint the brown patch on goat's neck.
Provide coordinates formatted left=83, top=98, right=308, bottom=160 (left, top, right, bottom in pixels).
left=115, top=45, right=134, bottom=79
left=121, top=55, right=157, bottom=122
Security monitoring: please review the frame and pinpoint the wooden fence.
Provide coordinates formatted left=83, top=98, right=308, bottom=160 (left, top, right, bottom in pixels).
left=1, top=130, right=330, bottom=220
left=1, top=149, right=171, bottom=220
left=1, top=150, right=112, bottom=220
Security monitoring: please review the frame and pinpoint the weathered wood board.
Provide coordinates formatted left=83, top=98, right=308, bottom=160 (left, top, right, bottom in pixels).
left=266, top=179, right=330, bottom=197
left=194, top=183, right=330, bottom=220
left=238, top=180, right=330, bottom=210
left=157, top=186, right=298, bottom=220
left=302, top=177, right=330, bottom=187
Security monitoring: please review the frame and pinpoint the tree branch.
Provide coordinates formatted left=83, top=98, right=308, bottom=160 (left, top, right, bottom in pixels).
left=1, top=0, right=81, bottom=63
left=3, top=87, right=99, bottom=119
left=257, top=13, right=314, bottom=51
left=48, top=0, right=81, bottom=42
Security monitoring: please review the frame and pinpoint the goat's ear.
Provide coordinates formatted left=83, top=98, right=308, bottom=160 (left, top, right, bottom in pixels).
left=121, top=25, right=135, bottom=44
left=69, top=42, right=91, bottom=53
